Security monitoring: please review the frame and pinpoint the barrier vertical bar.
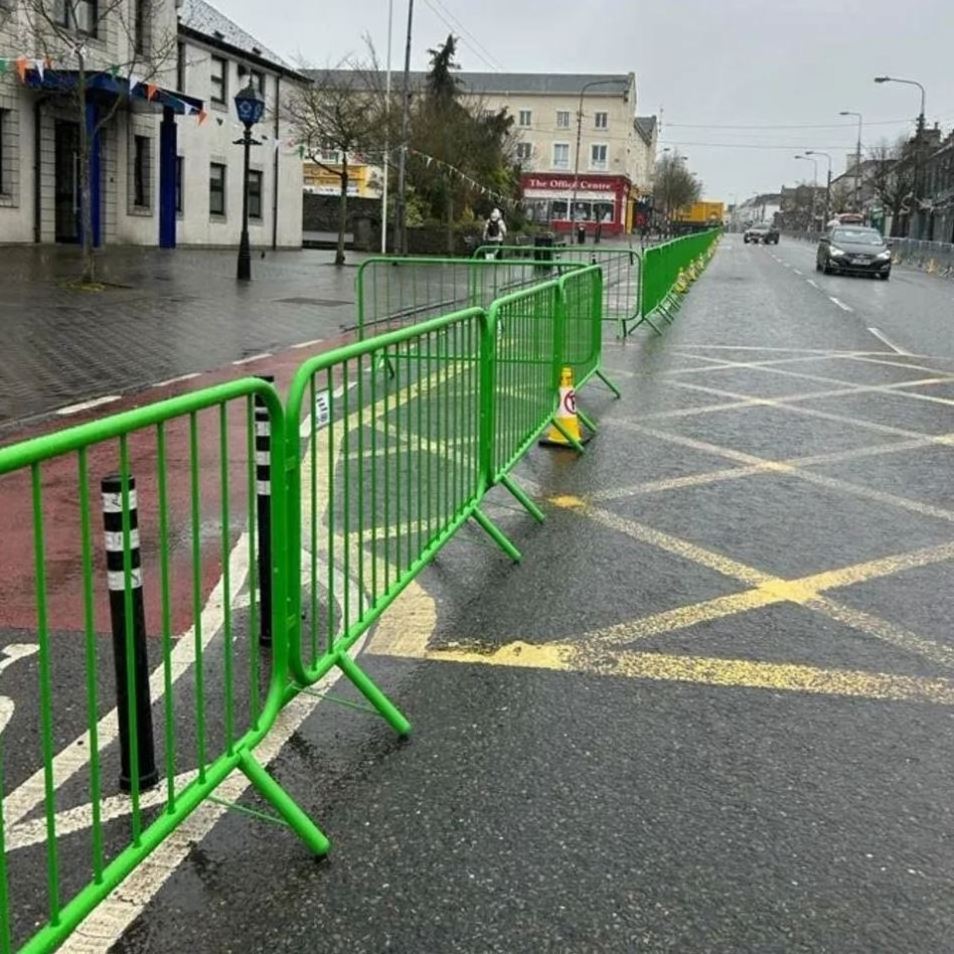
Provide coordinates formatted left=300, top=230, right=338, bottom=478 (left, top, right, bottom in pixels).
left=100, top=474, right=159, bottom=793
left=255, top=374, right=274, bottom=646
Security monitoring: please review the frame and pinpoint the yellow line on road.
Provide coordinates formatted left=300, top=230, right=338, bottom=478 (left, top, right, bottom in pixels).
left=418, top=641, right=954, bottom=706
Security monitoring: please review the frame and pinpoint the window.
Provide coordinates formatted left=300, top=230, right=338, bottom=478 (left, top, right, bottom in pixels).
left=556, top=110, right=570, bottom=128
left=590, top=143, right=608, bottom=171
left=133, top=135, right=151, bottom=208
left=0, top=109, right=7, bottom=195
left=594, top=111, right=608, bottom=129
left=209, top=162, right=226, bottom=215
left=56, top=0, right=98, bottom=36
left=176, top=43, right=186, bottom=93
left=518, top=109, right=531, bottom=127
left=175, top=156, right=183, bottom=213
left=210, top=56, right=227, bottom=105
left=239, top=66, right=266, bottom=95
left=134, top=0, right=146, bottom=54
left=516, top=142, right=532, bottom=162
left=248, top=170, right=263, bottom=219
left=553, top=143, right=570, bottom=170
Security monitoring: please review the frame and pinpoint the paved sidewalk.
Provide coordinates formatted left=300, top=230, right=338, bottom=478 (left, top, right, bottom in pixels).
left=0, top=245, right=370, bottom=431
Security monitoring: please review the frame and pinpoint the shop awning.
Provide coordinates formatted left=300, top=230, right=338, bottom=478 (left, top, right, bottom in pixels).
left=24, top=69, right=204, bottom=115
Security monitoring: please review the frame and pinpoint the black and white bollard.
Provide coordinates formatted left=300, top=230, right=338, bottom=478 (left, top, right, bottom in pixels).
left=101, top=474, right=159, bottom=792
left=255, top=376, right=274, bottom=647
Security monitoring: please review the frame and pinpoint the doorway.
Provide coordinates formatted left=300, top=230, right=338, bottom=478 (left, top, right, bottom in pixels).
left=54, top=120, right=80, bottom=243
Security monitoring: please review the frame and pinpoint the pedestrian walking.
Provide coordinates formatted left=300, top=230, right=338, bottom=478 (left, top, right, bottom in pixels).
left=483, top=208, right=507, bottom=258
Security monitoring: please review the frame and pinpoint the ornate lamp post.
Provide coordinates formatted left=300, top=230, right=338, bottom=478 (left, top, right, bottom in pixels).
left=234, top=79, right=266, bottom=281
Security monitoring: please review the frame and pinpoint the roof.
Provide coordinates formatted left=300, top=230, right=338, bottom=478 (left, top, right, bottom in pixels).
left=305, top=69, right=634, bottom=99
left=634, top=115, right=657, bottom=145
left=178, top=0, right=305, bottom=80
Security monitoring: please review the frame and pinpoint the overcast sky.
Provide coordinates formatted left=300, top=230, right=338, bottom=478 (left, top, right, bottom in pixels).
left=222, top=0, right=954, bottom=202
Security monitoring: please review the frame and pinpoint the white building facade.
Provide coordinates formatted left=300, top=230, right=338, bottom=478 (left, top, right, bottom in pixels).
left=0, top=0, right=304, bottom=248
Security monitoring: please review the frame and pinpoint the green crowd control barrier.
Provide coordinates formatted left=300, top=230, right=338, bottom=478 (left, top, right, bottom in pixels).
left=632, top=229, right=720, bottom=335
left=474, top=244, right=641, bottom=337
left=354, top=255, right=586, bottom=341
left=0, top=379, right=330, bottom=954
left=0, top=258, right=616, bottom=952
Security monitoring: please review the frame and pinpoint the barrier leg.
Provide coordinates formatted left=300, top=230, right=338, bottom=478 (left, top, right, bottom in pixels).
left=576, top=407, right=598, bottom=435
left=549, top=417, right=586, bottom=453
left=239, top=750, right=330, bottom=855
left=336, top=651, right=411, bottom=736
left=472, top=507, right=523, bottom=562
left=501, top=474, right=545, bottom=523
left=254, top=379, right=273, bottom=647
left=595, top=369, right=622, bottom=398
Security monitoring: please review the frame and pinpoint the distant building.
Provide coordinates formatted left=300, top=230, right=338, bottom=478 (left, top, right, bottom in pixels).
left=730, top=193, right=781, bottom=230
left=0, top=0, right=305, bottom=247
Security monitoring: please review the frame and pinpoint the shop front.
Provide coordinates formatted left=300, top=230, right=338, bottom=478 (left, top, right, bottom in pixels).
left=520, top=173, right=631, bottom=236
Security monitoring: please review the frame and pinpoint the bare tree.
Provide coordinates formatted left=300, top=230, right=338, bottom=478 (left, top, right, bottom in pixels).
left=867, top=137, right=915, bottom=237
left=653, top=155, right=702, bottom=233
left=287, top=45, right=389, bottom=266
left=19, top=0, right=177, bottom=283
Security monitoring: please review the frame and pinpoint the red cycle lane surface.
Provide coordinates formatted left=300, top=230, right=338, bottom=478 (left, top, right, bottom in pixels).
left=0, top=334, right=347, bottom=640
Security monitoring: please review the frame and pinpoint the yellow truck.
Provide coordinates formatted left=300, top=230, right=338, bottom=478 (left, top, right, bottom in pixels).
left=672, top=201, right=724, bottom=235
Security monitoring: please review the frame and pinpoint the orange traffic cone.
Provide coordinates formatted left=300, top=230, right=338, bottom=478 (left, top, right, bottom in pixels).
left=540, top=365, right=590, bottom=447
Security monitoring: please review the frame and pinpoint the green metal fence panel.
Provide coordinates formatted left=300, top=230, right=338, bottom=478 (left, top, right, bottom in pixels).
left=354, top=256, right=580, bottom=341
left=474, top=244, right=640, bottom=337
left=558, top=264, right=604, bottom=389
left=0, top=379, right=328, bottom=954
left=635, top=229, right=720, bottom=334
left=284, top=306, right=522, bottom=698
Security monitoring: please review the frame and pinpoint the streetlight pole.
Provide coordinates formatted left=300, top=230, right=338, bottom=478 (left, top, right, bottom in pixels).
left=794, top=154, right=818, bottom=233
left=570, top=78, right=625, bottom=234
left=380, top=0, right=393, bottom=254
left=806, top=150, right=832, bottom=226
left=839, top=111, right=863, bottom=212
left=874, top=76, right=927, bottom=237
left=234, top=80, right=266, bottom=281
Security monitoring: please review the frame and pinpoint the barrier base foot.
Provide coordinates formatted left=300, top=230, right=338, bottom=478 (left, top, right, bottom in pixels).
left=539, top=417, right=588, bottom=452
left=501, top=475, right=545, bottom=523
left=337, top=651, right=411, bottom=736
left=240, top=751, right=330, bottom=856
left=596, top=369, right=622, bottom=399
left=473, top=506, right=522, bottom=562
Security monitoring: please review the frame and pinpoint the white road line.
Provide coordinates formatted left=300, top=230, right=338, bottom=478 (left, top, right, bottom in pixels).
left=868, top=327, right=910, bottom=355
left=231, top=352, right=273, bottom=366
left=291, top=338, right=325, bottom=349
left=793, top=269, right=803, bottom=276
left=152, top=372, right=201, bottom=388
left=829, top=296, right=853, bottom=312
left=55, top=395, right=121, bottom=416
left=807, top=279, right=820, bottom=289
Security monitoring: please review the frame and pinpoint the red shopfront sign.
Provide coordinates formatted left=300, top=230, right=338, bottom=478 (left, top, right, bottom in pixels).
left=523, top=174, right=622, bottom=192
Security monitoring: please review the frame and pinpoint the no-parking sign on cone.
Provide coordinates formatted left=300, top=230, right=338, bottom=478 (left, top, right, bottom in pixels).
left=540, top=365, right=590, bottom=447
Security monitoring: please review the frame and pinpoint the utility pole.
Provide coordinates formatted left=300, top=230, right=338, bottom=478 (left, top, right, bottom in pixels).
left=393, top=0, right=414, bottom=255
left=806, top=150, right=832, bottom=227
left=380, top=0, right=393, bottom=254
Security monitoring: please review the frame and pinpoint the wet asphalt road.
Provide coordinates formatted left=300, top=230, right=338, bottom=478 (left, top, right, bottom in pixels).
left=5, top=239, right=954, bottom=952
left=87, top=241, right=954, bottom=952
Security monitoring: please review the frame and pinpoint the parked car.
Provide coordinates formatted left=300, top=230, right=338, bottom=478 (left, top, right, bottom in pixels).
left=743, top=223, right=779, bottom=244
left=816, top=226, right=891, bottom=279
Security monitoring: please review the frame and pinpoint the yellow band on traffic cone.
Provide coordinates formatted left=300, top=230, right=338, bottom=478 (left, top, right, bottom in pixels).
left=675, top=268, right=689, bottom=293
left=540, top=365, right=590, bottom=447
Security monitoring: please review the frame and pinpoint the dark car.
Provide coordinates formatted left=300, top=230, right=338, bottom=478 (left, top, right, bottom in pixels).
left=743, top=223, right=779, bottom=244
left=817, top=226, right=891, bottom=279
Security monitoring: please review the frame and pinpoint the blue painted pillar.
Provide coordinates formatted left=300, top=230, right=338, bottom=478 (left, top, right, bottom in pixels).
left=158, top=107, right=177, bottom=248
left=85, top=100, right=102, bottom=247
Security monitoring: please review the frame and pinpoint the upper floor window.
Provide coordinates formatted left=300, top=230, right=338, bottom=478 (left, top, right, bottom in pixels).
left=590, top=143, right=608, bottom=170
left=518, top=109, right=531, bottom=128
left=176, top=42, right=186, bottom=92
left=553, top=143, right=570, bottom=170
left=55, top=0, right=99, bottom=37
left=594, top=111, right=608, bottom=129
left=516, top=142, right=532, bottom=162
left=556, top=110, right=570, bottom=128
left=133, top=0, right=147, bottom=54
left=210, top=56, right=227, bottom=105
left=238, top=65, right=266, bottom=96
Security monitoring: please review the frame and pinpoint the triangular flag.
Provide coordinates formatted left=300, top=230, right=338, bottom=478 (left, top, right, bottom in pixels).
left=197, top=109, right=208, bottom=125
left=128, top=72, right=141, bottom=94
left=15, top=55, right=28, bottom=83
left=34, top=59, right=45, bottom=81
left=0, top=59, right=8, bottom=75
left=109, top=64, right=119, bottom=79
left=215, top=117, right=223, bottom=126
left=146, top=83, right=158, bottom=101
left=44, top=55, right=53, bottom=69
